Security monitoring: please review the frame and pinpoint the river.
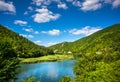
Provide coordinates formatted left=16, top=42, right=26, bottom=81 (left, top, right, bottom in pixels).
left=15, top=60, right=76, bottom=82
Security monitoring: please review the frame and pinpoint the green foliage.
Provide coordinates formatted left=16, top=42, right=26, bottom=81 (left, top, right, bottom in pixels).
left=0, top=40, right=19, bottom=81
left=0, top=25, right=54, bottom=58
left=22, top=77, right=35, bottom=82
left=52, top=24, right=120, bottom=82
left=20, top=54, right=73, bottom=64
left=60, top=76, right=71, bottom=82
left=72, top=24, right=120, bottom=82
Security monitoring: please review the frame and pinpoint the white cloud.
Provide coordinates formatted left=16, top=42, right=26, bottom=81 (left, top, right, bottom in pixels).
left=57, top=3, right=68, bottom=9
left=34, top=40, right=42, bottom=45
left=28, top=35, right=34, bottom=38
left=0, top=0, right=16, bottom=13
left=81, top=0, right=102, bottom=11
left=112, top=0, right=120, bottom=8
left=32, top=0, right=43, bottom=6
left=32, top=0, right=116, bottom=12
left=48, top=29, right=60, bottom=35
left=69, top=26, right=101, bottom=36
left=103, top=0, right=120, bottom=8
left=19, top=34, right=34, bottom=38
left=32, top=0, right=51, bottom=6
left=66, top=0, right=81, bottom=7
left=19, top=34, right=27, bottom=38
left=32, top=0, right=68, bottom=10
left=72, top=0, right=81, bottom=7
left=42, top=29, right=60, bottom=36
left=28, top=6, right=33, bottom=11
left=23, top=28, right=33, bottom=32
left=32, top=8, right=60, bottom=23
left=14, top=20, right=27, bottom=25
left=24, top=6, right=33, bottom=15
left=23, top=27, right=40, bottom=34
left=34, top=31, right=39, bottom=34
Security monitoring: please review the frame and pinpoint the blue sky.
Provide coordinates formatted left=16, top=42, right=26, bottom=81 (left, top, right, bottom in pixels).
left=0, top=0, right=120, bottom=46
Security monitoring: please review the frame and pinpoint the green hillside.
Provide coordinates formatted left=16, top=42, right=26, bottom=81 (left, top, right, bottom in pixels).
left=51, top=24, right=120, bottom=82
left=0, top=25, right=53, bottom=58
left=50, top=24, right=120, bottom=55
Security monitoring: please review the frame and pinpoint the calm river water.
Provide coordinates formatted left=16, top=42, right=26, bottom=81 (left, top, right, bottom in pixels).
left=16, top=60, right=76, bottom=82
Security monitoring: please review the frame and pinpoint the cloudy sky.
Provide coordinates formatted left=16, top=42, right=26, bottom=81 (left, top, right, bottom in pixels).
left=0, top=0, right=120, bottom=46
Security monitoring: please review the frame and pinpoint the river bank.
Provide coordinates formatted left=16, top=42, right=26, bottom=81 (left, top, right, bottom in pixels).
left=19, top=54, right=74, bottom=64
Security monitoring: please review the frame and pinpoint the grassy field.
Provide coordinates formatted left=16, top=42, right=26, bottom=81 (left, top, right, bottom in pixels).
left=19, top=54, right=74, bottom=64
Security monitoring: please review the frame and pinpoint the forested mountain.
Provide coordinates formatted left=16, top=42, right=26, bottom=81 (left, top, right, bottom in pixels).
left=0, top=25, right=53, bottom=58
left=50, top=24, right=120, bottom=55
left=51, top=24, right=120, bottom=82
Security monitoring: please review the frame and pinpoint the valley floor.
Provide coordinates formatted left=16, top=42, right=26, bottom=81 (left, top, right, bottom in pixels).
left=19, top=54, right=74, bottom=64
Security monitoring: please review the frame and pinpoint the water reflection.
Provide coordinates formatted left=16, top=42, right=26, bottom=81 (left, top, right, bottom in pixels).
left=46, top=63, right=58, bottom=79
left=16, top=60, right=75, bottom=82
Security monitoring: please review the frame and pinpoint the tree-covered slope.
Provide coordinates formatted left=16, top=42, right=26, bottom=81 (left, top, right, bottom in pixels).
left=50, top=24, right=120, bottom=55
left=51, top=24, right=120, bottom=82
left=49, top=42, right=72, bottom=54
left=0, top=25, right=53, bottom=58
left=73, top=24, right=120, bottom=82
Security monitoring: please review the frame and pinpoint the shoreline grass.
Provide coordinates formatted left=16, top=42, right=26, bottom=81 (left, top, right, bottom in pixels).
left=19, top=54, right=74, bottom=64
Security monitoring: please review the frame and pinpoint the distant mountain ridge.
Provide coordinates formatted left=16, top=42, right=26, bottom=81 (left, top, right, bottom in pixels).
left=0, top=25, right=53, bottom=58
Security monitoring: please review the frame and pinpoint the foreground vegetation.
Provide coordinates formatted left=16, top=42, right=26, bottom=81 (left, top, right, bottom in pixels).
left=0, top=40, right=19, bottom=81
left=19, top=54, right=74, bottom=63
left=52, top=24, right=120, bottom=82
left=22, top=77, right=35, bottom=82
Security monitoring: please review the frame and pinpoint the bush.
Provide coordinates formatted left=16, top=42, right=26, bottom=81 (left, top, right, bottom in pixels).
left=0, top=41, right=19, bottom=81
